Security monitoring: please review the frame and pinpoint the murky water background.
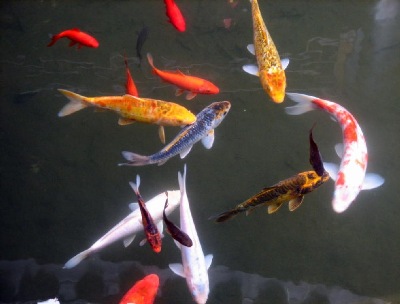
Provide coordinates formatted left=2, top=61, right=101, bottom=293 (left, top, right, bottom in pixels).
left=1, top=0, right=399, bottom=303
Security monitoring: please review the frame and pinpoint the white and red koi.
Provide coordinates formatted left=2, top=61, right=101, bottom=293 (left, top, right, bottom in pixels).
left=285, top=93, right=384, bottom=213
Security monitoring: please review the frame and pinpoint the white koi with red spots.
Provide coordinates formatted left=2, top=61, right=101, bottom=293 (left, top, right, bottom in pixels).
left=285, top=93, right=384, bottom=213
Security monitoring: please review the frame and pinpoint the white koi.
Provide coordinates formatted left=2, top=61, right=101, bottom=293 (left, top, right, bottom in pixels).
left=63, top=190, right=180, bottom=269
left=285, top=93, right=384, bottom=213
left=169, top=165, right=213, bottom=304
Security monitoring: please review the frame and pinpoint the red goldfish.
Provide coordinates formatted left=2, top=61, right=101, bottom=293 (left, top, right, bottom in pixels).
left=147, top=53, right=219, bottom=100
left=47, top=28, right=99, bottom=49
left=124, top=54, right=139, bottom=97
left=164, top=0, right=186, bottom=32
left=119, top=274, right=159, bottom=304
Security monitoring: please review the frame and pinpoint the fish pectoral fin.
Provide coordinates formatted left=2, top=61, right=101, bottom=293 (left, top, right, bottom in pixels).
left=246, top=44, right=255, bottom=55
left=281, top=58, right=290, bottom=70
left=322, top=162, right=339, bottom=181
left=242, top=64, right=259, bottom=77
left=123, top=235, right=136, bottom=247
left=201, top=130, right=215, bottom=149
left=334, top=143, right=344, bottom=159
left=361, top=173, right=385, bottom=190
left=185, top=91, right=197, bottom=100
left=267, top=202, right=284, bottom=214
left=169, top=263, right=186, bottom=278
left=175, top=88, right=185, bottom=96
left=180, top=145, right=193, bottom=159
left=128, top=202, right=139, bottom=211
left=69, top=40, right=77, bottom=47
left=205, top=254, right=213, bottom=270
left=173, top=239, right=182, bottom=249
left=118, top=117, right=136, bottom=125
left=139, top=238, right=147, bottom=246
left=288, top=196, right=304, bottom=211
left=158, top=126, right=166, bottom=144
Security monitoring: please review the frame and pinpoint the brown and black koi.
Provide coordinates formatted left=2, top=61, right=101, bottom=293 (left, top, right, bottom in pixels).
left=129, top=175, right=162, bottom=253
left=213, top=126, right=330, bottom=222
left=163, top=192, right=193, bottom=247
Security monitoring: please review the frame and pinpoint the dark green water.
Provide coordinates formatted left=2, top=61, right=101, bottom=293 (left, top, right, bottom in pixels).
left=1, top=1, right=399, bottom=303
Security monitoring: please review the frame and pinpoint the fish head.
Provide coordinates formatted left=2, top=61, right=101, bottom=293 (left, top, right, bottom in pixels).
left=300, top=171, right=330, bottom=195
left=260, top=69, right=286, bottom=103
left=208, top=101, right=231, bottom=127
left=198, top=82, right=220, bottom=95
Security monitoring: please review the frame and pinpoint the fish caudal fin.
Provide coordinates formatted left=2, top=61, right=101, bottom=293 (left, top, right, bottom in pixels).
left=118, top=151, right=151, bottom=166
left=285, top=93, right=317, bottom=115
left=63, top=249, right=91, bottom=269
left=129, top=175, right=141, bottom=194
left=210, top=209, right=239, bottom=222
left=146, top=52, right=156, bottom=70
left=47, top=35, right=58, bottom=47
left=57, top=89, right=89, bottom=117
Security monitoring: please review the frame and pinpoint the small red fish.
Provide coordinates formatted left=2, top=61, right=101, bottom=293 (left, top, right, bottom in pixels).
left=147, top=53, right=219, bottom=100
left=124, top=54, right=139, bottom=96
left=164, top=0, right=186, bottom=32
left=47, top=28, right=99, bottom=49
left=119, top=274, right=159, bottom=304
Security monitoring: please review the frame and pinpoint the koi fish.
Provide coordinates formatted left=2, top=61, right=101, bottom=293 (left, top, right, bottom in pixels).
left=47, top=28, right=99, bottom=49
left=285, top=93, right=385, bottom=213
left=163, top=192, right=193, bottom=247
left=63, top=190, right=181, bottom=269
left=147, top=53, right=219, bottom=100
left=164, top=0, right=186, bottom=32
left=119, top=100, right=231, bottom=166
left=169, top=165, right=213, bottom=304
left=119, top=274, right=159, bottom=304
left=57, top=89, right=196, bottom=127
left=129, top=175, right=162, bottom=253
left=242, top=0, right=289, bottom=103
left=213, top=127, right=330, bottom=222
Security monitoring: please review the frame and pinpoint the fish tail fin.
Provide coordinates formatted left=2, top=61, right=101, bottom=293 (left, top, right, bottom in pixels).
left=285, top=93, right=316, bottom=115
left=146, top=52, right=156, bottom=72
left=129, top=175, right=141, bottom=195
left=178, top=164, right=187, bottom=197
left=118, top=151, right=151, bottom=166
left=210, top=209, right=240, bottom=223
left=47, top=34, right=58, bottom=47
left=57, top=89, right=89, bottom=117
left=63, top=249, right=91, bottom=269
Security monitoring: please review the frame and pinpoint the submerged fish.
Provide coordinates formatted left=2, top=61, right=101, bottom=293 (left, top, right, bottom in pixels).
left=169, top=165, right=213, bottom=304
left=119, top=100, right=231, bottom=166
left=63, top=190, right=181, bottom=269
left=242, top=0, right=289, bottom=103
left=47, top=28, right=99, bottom=49
left=129, top=175, right=162, bottom=253
left=147, top=53, right=219, bottom=100
left=285, top=93, right=385, bottom=213
left=164, top=0, right=186, bottom=32
left=213, top=127, right=330, bottom=222
left=163, top=192, right=193, bottom=247
left=57, top=89, right=196, bottom=127
left=119, top=273, right=159, bottom=304
left=136, top=26, right=149, bottom=64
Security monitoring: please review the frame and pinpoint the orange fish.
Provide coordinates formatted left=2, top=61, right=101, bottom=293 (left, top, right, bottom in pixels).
left=164, top=0, right=186, bottom=32
left=147, top=53, right=219, bottom=100
left=119, top=274, right=159, bottom=304
left=124, top=54, right=139, bottom=97
left=47, top=28, right=99, bottom=49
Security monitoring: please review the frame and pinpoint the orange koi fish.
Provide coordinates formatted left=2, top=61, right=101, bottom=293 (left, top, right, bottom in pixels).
left=57, top=89, right=196, bottom=128
left=129, top=175, right=162, bottom=253
left=119, top=274, right=159, bottom=304
left=242, top=0, right=289, bottom=103
left=47, top=28, right=99, bottom=49
left=147, top=53, right=219, bottom=100
left=164, top=0, right=186, bottom=32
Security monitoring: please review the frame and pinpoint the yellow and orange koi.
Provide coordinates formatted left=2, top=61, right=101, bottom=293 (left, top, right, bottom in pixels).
left=242, top=0, right=289, bottom=103
left=57, top=89, right=196, bottom=128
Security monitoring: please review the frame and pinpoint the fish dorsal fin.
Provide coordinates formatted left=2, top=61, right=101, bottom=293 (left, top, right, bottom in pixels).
left=180, top=145, right=193, bottom=159
left=334, top=143, right=344, bottom=159
left=281, top=58, right=290, bottom=70
left=129, top=202, right=139, bottom=211
left=247, top=44, right=255, bottom=55
left=361, top=173, right=385, bottom=190
left=71, top=28, right=80, bottom=32
left=288, top=196, right=304, bottom=211
left=123, top=235, right=136, bottom=247
left=242, top=64, right=259, bottom=77
left=185, top=91, right=197, bottom=100
left=323, top=162, right=339, bottom=181
left=268, top=202, right=283, bottom=214
left=177, top=69, right=186, bottom=76
left=201, top=129, right=215, bottom=149
left=169, top=263, right=185, bottom=278
left=205, top=254, right=213, bottom=270
left=118, top=117, right=136, bottom=125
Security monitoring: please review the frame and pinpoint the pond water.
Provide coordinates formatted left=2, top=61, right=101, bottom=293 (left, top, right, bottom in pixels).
left=1, top=1, right=399, bottom=303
